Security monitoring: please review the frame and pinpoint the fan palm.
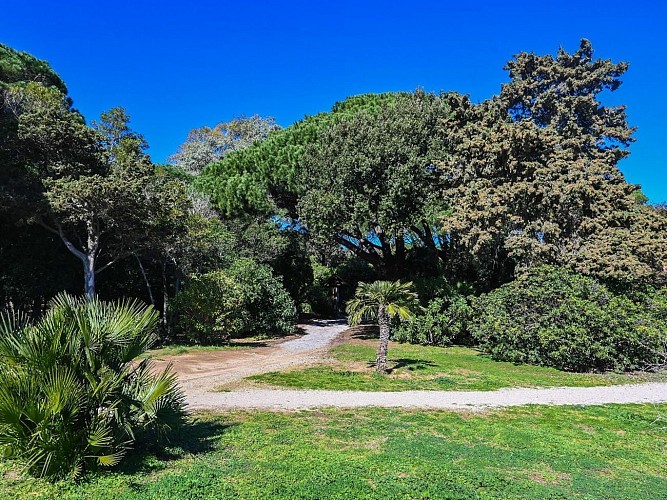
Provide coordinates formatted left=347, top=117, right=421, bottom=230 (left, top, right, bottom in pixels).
left=0, top=293, right=186, bottom=479
left=346, top=280, right=420, bottom=374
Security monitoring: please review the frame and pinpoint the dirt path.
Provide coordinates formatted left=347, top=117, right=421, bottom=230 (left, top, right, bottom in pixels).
left=155, top=321, right=667, bottom=411
left=153, top=319, right=348, bottom=406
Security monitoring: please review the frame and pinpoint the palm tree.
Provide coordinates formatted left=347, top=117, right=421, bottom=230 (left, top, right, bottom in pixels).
left=346, top=280, right=420, bottom=374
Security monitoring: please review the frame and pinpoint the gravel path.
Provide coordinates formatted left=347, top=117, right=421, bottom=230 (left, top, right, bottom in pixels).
left=188, top=383, right=667, bottom=411
left=164, top=321, right=667, bottom=411
left=177, top=319, right=348, bottom=408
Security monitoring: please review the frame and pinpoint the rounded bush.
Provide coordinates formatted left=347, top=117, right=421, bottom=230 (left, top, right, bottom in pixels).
left=226, top=258, right=297, bottom=338
left=394, top=296, right=472, bottom=346
left=471, top=266, right=667, bottom=372
left=170, top=271, right=245, bottom=344
left=172, top=259, right=296, bottom=344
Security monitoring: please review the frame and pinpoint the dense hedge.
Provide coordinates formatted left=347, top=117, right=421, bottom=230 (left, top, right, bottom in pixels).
left=172, top=259, right=296, bottom=344
left=394, top=277, right=473, bottom=347
left=471, top=266, right=667, bottom=372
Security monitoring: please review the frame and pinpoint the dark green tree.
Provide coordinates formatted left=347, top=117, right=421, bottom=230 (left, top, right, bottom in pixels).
left=197, top=93, right=397, bottom=217
left=298, top=91, right=450, bottom=279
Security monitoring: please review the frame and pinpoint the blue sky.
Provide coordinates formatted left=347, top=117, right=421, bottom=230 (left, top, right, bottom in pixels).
left=2, top=1, right=666, bottom=200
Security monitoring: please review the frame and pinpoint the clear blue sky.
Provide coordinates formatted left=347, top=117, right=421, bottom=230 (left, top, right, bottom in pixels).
left=2, top=1, right=666, bottom=200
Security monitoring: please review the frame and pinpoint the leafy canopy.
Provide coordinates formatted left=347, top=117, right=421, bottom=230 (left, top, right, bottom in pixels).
left=439, top=39, right=666, bottom=285
left=196, top=93, right=398, bottom=217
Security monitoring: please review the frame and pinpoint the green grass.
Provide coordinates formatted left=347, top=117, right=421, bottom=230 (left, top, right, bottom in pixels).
left=247, top=343, right=664, bottom=391
left=144, top=338, right=270, bottom=358
left=2, top=405, right=666, bottom=499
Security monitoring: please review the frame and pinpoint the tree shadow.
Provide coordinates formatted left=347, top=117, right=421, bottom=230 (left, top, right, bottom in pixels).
left=306, top=319, right=348, bottom=328
left=386, top=358, right=437, bottom=374
left=229, top=341, right=269, bottom=348
left=110, top=418, right=236, bottom=476
left=349, top=325, right=379, bottom=340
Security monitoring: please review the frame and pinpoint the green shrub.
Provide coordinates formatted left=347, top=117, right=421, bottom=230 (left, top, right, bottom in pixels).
left=412, top=275, right=475, bottom=305
left=471, top=266, right=667, bottom=372
left=0, top=294, right=186, bottom=480
left=172, top=259, right=296, bottom=343
left=171, top=271, right=245, bottom=344
left=394, top=276, right=474, bottom=347
left=394, top=295, right=473, bottom=347
left=226, top=259, right=297, bottom=338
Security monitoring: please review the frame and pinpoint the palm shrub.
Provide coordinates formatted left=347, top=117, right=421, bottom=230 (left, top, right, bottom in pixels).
left=0, top=293, right=186, bottom=480
left=346, top=280, right=420, bottom=374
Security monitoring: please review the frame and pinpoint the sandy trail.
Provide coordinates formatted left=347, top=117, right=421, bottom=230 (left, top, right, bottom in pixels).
left=154, top=321, right=667, bottom=411
left=153, top=319, right=348, bottom=406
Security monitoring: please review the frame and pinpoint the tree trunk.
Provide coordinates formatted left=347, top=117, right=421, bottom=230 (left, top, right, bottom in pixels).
left=39, top=218, right=99, bottom=299
left=376, top=304, right=391, bottom=374
left=83, top=254, right=96, bottom=299
left=135, top=254, right=155, bottom=305
left=161, top=259, right=169, bottom=337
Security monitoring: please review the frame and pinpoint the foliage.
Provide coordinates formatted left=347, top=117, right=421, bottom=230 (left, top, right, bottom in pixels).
left=226, top=259, right=297, bottom=338
left=0, top=294, right=186, bottom=480
left=225, top=218, right=314, bottom=308
left=197, top=93, right=398, bottom=217
left=0, top=44, right=66, bottom=93
left=298, top=90, right=450, bottom=278
left=172, top=259, right=296, bottom=344
left=346, top=281, right=420, bottom=327
left=346, top=280, right=420, bottom=373
left=471, top=266, right=667, bottom=372
left=170, top=271, right=245, bottom=344
left=169, top=115, right=279, bottom=175
left=3, top=406, right=666, bottom=498
left=393, top=296, right=472, bottom=347
left=439, top=40, right=667, bottom=286
left=306, top=255, right=377, bottom=317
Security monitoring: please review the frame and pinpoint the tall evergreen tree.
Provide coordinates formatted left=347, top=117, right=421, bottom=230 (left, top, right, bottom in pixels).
left=440, top=40, right=666, bottom=285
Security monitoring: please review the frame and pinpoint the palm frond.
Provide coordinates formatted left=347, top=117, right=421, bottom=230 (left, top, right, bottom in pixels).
left=346, top=280, right=420, bottom=325
left=0, top=293, right=186, bottom=479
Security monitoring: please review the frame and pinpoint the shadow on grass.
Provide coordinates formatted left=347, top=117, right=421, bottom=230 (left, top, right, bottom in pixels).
left=387, top=358, right=437, bottom=374
left=111, top=419, right=236, bottom=476
left=349, top=324, right=380, bottom=340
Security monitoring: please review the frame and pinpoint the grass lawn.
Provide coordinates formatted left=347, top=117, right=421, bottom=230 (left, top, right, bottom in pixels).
left=2, top=404, right=665, bottom=499
left=144, top=338, right=272, bottom=358
left=246, top=341, right=665, bottom=392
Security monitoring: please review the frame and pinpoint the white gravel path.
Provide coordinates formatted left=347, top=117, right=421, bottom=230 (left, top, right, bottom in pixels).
left=189, top=383, right=667, bottom=411
left=179, top=320, right=667, bottom=412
